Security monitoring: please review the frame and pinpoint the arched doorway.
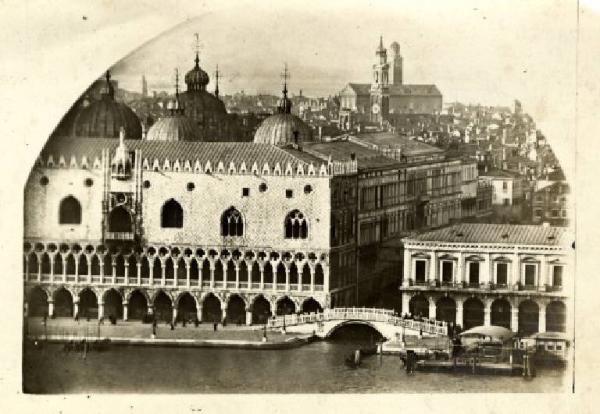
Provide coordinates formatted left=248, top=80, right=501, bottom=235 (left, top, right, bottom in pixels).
left=252, top=295, right=271, bottom=324
left=226, top=295, right=246, bottom=325
left=53, top=288, right=73, bottom=317
left=301, top=297, right=322, bottom=314
left=463, top=298, right=484, bottom=330
left=546, top=301, right=566, bottom=332
left=202, top=293, right=222, bottom=323
left=409, top=294, right=429, bottom=318
left=104, top=289, right=123, bottom=320
left=276, top=296, right=296, bottom=315
left=177, top=293, right=197, bottom=322
left=491, top=298, right=511, bottom=329
left=28, top=287, right=47, bottom=317
left=153, top=291, right=173, bottom=322
left=519, top=300, right=539, bottom=336
left=436, top=297, right=456, bottom=324
left=78, top=289, right=98, bottom=319
left=128, top=290, right=148, bottom=320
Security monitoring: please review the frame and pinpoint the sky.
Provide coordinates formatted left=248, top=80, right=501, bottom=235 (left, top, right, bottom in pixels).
left=106, top=0, right=578, bottom=175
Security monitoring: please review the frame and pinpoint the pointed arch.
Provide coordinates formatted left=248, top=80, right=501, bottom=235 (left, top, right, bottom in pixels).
left=201, top=293, right=222, bottom=323
left=103, top=253, right=112, bottom=277
left=90, top=254, right=101, bottom=275
left=41, top=253, right=51, bottom=274
left=54, top=254, right=64, bottom=275
left=104, top=288, right=123, bottom=319
left=314, top=263, right=324, bottom=286
left=53, top=287, right=73, bottom=317
left=140, top=256, right=150, bottom=278
left=301, top=263, right=311, bottom=285
left=239, top=261, right=249, bottom=282
left=176, top=257, right=186, bottom=280
left=226, top=294, right=247, bottom=324
left=251, top=295, right=272, bottom=324
left=214, top=260, right=224, bottom=282
left=78, top=288, right=98, bottom=318
left=78, top=254, right=88, bottom=276
left=263, top=262, right=273, bottom=284
left=284, top=210, right=308, bottom=239
left=301, top=297, right=323, bottom=314
left=108, top=206, right=133, bottom=232
left=161, top=198, right=183, bottom=228
left=152, top=257, right=162, bottom=280
left=226, top=261, right=236, bottom=282
left=276, top=262, right=286, bottom=284
left=115, top=254, right=125, bottom=277
left=276, top=296, right=296, bottom=315
left=201, top=258, right=211, bottom=282
left=289, top=262, right=299, bottom=285
left=189, top=258, right=199, bottom=281
left=128, top=289, right=148, bottom=320
left=65, top=254, right=76, bottom=275
left=128, top=255, right=138, bottom=278
left=176, top=292, right=197, bottom=322
left=28, top=253, right=39, bottom=278
left=153, top=290, right=173, bottom=322
left=221, top=207, right=244, bottom=236
left=59, top=196, right=82, bottom=224
left=251, top=262, right=260, bottom=284
left=164, top=257, right=175, bottom=280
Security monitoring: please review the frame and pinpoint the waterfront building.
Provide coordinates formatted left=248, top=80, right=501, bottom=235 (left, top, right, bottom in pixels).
left=23, top=126, right=359, bottom=324
left=339, top=37, right=442, bottom=130
left=400, top=223, right=570, bottom=336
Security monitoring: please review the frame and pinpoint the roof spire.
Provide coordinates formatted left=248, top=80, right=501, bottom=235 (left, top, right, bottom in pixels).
left=379, top=35, right=384, bottom=49
left=194, top=33, right=200, bottom=68
left=279, top=63, right=292, bottom=114
left=214, top=64, right=220, bottom=97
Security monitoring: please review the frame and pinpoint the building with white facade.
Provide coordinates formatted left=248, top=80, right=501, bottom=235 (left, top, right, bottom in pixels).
left=400, top=223, right=570, bottom=336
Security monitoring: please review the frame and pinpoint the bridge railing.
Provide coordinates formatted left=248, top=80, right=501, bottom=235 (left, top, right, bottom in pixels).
left=266, top=307, right=448, bottom=336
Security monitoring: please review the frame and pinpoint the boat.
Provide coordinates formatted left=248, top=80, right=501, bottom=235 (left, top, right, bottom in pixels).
left=521, top=332, right=571, bottom=366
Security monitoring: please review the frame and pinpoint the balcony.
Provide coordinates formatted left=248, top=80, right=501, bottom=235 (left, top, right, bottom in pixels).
left=104, top=231, right=135, bottom=241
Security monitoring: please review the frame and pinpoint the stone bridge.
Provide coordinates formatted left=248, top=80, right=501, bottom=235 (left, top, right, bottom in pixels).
left=266, top=307, right=448, bottom=340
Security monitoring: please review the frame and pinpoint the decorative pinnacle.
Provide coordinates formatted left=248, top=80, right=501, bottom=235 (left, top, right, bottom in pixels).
left=280, top=63, right=290, bottom=96
left=175, top=68, right=180, bottom=96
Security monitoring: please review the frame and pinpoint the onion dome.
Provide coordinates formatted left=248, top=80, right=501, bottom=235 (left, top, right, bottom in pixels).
left=185, top=52, right=210, bottom=92
left=72, top=71, right=142, bottom=139
left=253, top=74, right=313, bottom=146
left=111, top=127, right=133, bottom=179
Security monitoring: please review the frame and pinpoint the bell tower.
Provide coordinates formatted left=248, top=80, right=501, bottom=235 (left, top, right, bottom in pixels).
left=370, top=36, right=390, bottom=124
left=390, top=41, right=403, bottom=85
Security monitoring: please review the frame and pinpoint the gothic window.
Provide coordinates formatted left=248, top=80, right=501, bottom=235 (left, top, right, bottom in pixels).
left=161, top=199, right=183, bottom=228
left=221, top=207, right=244, bottom=236
left=108, top=206, right=133, bottom=232
left=59, top=196, right=82, bottom=224
left=284, top=210, right=308, bottom=239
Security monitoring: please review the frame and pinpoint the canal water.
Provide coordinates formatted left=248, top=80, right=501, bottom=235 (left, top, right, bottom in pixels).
left=23, top=329, right=571, bottom=393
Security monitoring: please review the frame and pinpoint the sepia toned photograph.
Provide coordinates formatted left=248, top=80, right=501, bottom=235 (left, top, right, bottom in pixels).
left=10, top=0, right=583, bottom=399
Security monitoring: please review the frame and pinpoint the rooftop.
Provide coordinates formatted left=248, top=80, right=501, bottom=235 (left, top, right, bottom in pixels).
left=406, top=223, right=567, bottom=246
left=301, top=140, right=400, bottom=170
left=479, top=169, right=521, bottom=178
left=40, top=136, right=321, bottom=169
left=351, top=132, right=443, bottom=156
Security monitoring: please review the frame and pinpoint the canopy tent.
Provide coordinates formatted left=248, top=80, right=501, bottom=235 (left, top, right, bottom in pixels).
left=459, top=325, right=514, bottom=342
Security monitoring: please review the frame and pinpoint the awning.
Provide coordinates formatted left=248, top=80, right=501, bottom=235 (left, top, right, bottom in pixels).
left=459, top=325, right=514, bottom=341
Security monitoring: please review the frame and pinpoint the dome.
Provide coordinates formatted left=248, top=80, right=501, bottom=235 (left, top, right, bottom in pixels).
left=390, top=41, right=400, bottom=56
left=254, top=113, right=313, bottom=145
left=179, top=90, right=227, bottom=116
left=72, top=72, right=142, bottom=139
left=146, top=114, right=200, bottom=142
left=185, top=53, right=210, bottom=92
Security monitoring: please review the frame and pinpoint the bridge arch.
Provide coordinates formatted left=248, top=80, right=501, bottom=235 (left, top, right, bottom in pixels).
left=324, top=320, right=386, bottom=340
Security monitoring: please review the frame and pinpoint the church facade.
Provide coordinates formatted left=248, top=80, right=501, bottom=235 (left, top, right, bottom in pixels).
left=339, top=37, right=443, bottom=130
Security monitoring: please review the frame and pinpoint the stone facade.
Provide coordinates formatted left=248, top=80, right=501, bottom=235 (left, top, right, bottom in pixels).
left=399, top=223, right=570, bottom=336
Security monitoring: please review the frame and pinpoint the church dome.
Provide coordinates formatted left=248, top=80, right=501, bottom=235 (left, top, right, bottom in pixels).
left=254, top=80, right=313, bottom=145
left=253, top=113, right=313, bottom=145
left=72, top=72, right=142, bottom=139
left=185, top=53, right=210, bottom=92
left=146, top=115, right=200, bottom=142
